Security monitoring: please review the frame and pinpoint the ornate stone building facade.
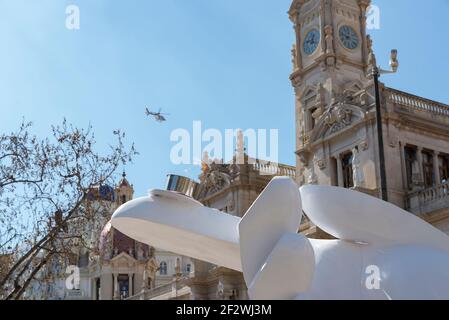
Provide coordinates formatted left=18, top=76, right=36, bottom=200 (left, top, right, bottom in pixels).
left=289, top=0, right=449, bottom=233
left=24, top=173, right=193, bottom=300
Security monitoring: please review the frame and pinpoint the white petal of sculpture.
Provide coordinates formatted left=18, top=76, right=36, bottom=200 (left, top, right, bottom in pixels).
left=111, top=177, right=449, bottom=300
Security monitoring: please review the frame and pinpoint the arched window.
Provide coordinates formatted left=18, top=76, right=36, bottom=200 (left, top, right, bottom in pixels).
left=121, top=195, right=127, bottom=204
left=160, top=261, right=167, bottom=275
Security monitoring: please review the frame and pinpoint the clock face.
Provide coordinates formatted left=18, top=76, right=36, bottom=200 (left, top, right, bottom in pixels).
left=339, top=25, right=359, bottom=50
left=303, top=29, right=320, bottom=55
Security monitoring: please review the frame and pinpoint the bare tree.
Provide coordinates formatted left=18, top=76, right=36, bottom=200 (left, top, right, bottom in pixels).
left=0, top=119, right=137, bottom=300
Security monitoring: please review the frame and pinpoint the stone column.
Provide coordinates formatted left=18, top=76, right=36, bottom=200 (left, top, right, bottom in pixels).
left=128, top=273, right=133, bottom=297
left=336, top=155, right=344, bottom=187
left=399, top=142, right=407, bottom=190
left=434, top=151, right=441, bottom=185
left=113, top=273, right=119, bottom=300
left=294, top=22, right=303, bottom=71
left=358, top=0, right=370, bottom=67
left=304, top=109, right=312, bottom=133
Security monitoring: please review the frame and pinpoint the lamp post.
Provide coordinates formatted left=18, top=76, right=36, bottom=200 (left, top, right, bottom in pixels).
left=371, top=49, right=399, bottom=202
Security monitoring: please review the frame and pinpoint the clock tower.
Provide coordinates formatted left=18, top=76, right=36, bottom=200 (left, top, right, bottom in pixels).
left=289, top=0, right=379, bottom=190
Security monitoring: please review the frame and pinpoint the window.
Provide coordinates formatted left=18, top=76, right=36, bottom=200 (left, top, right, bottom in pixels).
left=121, top=195, right=127, bottom=204
left=422, top=151, right=434, bottom=187
left=310, top=108, right=317, bottom=130
left=186, top=264, right=191, bottom=273
left=342, top=152, right=354, bottom=189
left=117, top=274, right=130, bottom=299
left=439, top=155, right=449, bottom=183
left=95, top=278, right=101, bottom=300
left=404, top=146, right=417, bottom=190
left=159, top=261, right=167, bottom=275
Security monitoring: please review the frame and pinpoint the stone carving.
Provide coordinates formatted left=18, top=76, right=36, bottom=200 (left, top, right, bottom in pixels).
left=143, top=251, right=158, bottom=290
left=352, top=147, right=365, bottom=188
left=367, top=35, right=377, bottom=68
left=324, top=25, right=336, bottom=67
left=331, top=89, right=354, bottom=105
left=291, top=44, right=298, bottom=71
left=359, top=140, right=369, bottom=151
left=359, top=91, right=368, bottom=105
left=235, top=129, right=246, bottom=165
left=315, top=158, right=326, bottom=170
left=198, top=161, right=240, bottom=198
left=204, top=166, right=231, bottom=192
left=324, top=105, right=353, bottom=134
left=175, top=258, right=182, bottom=276
left=324, top=25, right=334, bottom=54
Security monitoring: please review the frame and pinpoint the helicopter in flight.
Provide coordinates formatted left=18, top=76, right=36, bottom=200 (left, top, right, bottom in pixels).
left=145, top=107, right=170, bottom=123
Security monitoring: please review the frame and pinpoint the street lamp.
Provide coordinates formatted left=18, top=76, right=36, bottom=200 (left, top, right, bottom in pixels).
left=371, top=49, right=399, bottom=202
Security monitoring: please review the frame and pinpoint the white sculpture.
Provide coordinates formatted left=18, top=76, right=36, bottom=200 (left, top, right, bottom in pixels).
left=111, top=177, right=449, bottom=300
left=352, top=147, right=364, bottom=188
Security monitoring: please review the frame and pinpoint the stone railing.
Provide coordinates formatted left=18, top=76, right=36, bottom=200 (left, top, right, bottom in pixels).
left=406, top=182, right=449, bottom=215
left=252, top=162, right=296, bottom=178
left=126, top=276, right=190, bottom=300
left=300, top=134, right=310, bottom=147
left=387, top=88, right=449, bottom=117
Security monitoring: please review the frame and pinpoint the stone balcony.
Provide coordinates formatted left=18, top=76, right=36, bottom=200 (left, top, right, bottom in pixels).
left=252, top=162, right=296, bottom=178
left=387, top=88, right=449, bottom=122
left=406, top=182, right=449, bottom=216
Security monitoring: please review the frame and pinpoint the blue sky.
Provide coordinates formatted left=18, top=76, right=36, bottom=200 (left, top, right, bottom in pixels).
left=1, top=0, right=448, bottom=197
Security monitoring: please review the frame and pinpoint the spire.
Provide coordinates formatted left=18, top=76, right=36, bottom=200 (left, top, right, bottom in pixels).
left=118, top=170, right=131, bottom=188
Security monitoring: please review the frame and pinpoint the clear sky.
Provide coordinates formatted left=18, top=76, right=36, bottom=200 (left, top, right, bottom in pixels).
left=1, top=0, right=448, bottom=197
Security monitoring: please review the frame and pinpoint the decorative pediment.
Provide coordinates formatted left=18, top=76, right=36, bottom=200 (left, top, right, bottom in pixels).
left=110, top=252, right=137, bottom=268
left=301, top=85, right=318, bottom=103
left=309, top=103, right=366, bottom=142
left=302, top=84, right=328, bottom=110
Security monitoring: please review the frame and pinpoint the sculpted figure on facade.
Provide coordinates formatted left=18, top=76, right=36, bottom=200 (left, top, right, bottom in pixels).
left=291, top=44, right=298, bottom=71
left=143, top=247, right=158, bottom=290
left=366, top=35, right=377, bottom=68
left=324, top=25, right=336, bottom=67
left=352, top=147, right=365, bottom=188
